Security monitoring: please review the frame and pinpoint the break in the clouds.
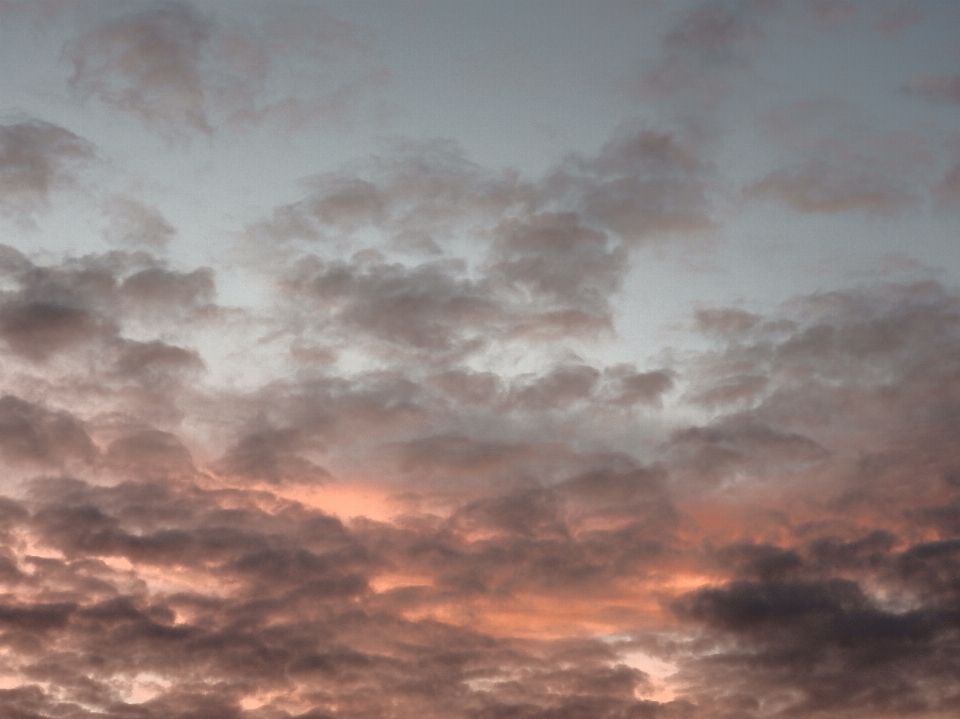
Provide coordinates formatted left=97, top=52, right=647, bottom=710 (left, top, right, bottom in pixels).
left=1, top=1, right=959, bottom=718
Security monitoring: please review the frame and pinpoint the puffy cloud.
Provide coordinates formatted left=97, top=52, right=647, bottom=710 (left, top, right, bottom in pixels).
left=250, top=129, right=713, bottom=362
left=0, top=394, right=96, bottom=468
left=67, top=1, right=214, bottom=136
left=546, top=129, right=714, bottom=244
left=1, top=267, right=959, bottom=717
left=0, top=246, right=215, bottom=363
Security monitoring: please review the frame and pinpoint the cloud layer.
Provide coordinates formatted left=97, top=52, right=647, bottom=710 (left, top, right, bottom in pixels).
left=2, top=1, right=959, bottom=717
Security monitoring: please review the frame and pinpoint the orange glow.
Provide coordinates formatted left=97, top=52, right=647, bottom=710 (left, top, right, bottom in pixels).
left=390, top=579, right=695, bottom=640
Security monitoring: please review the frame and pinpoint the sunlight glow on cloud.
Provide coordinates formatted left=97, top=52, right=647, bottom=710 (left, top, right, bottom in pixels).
left=0, top=1, right=959, bottom=718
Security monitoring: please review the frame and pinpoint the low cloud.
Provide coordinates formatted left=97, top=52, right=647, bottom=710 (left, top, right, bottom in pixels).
left=3, top=226, right=959, bottom=716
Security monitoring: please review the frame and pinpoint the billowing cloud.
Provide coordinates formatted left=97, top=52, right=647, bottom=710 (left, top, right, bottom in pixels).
left=4, top=224, right=959, bottom=717
left=1, top=3, right=958, bottom=717
left=249, top=129, right=713, bottom=362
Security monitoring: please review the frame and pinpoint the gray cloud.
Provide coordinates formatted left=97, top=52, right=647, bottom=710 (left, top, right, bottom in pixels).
left=1, top=276, right=959, bottom=717
left=903, top=73, right=960, bottom=105
left=65, top=0, right=389, bottom=139
left=0, top=120, right=94, bottom=218
left=746, top=157, right=921, bottom=214
left=68, top=1, right=214, bottom=137
left=103, top=196, right=178, bottom=249
left=641, top=0, right=780, bottom=102
left=545, top=129, right=715, bottom=244
left=252, top=128, right=713, bottom=361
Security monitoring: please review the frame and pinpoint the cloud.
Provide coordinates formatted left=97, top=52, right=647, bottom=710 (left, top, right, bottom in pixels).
left=641, top=0, right=780, bottom=101
left=804, top=0, right=857, bottom=30
left=0, top=119, right=94, bottom=218
left=0, top=394, right=96, bottom=468
left=746, top=98, right=930, bottom=215
left=103, top=196, right=177, bottom=249
left=1, top=269, right=960, bottom=716
left=67, top=1, right=214, bottom=137
left=546, top=128, right=715, bottom=244
left=746, top=157, right=920, bottom=214
left=250, top=129, right=713, bottom=361
left=874, top=2, right=923, bottom=35
left=938, top=159, right=960, bottom=209
left=65, top=0, right=389, bottom=140
left=0, top=246, right=215, bottom=364
left=903, top=74, right=960, bottom=105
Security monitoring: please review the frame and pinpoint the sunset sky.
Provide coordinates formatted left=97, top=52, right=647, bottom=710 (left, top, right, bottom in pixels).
left=1, top=1, right=959, bottom=717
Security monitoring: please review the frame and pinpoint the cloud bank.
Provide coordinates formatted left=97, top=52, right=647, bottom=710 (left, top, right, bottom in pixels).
left=1, top=1, right=959, bottom=717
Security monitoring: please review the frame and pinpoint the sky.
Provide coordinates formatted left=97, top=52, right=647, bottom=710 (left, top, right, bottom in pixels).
left=0, top=1, right=959, bottom=717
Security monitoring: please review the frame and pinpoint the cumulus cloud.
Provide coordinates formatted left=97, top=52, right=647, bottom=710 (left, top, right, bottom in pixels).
left=248, top=129, right=713, bottom=362
left=4, top=210, right=959, bottom=717
left=545, top=128, right=715, bottom=243
left=2, top=4, right=958, bottom=716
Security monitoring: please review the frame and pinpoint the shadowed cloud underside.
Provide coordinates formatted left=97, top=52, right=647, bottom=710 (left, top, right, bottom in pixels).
left=1, top=1, right=959, bottom=718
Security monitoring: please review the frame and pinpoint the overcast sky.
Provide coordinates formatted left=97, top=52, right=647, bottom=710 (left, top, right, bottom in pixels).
left=1, top=1, right=959, bottom=717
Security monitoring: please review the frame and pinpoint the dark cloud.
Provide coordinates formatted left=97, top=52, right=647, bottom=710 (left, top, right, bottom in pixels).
left=0, top=394, right=96, bottom=467
left=216, top=425, right=331, bottom=485
left=0, top=120, right=94, bottom=218
left=283, top=255, right=505, bottom=354
left=1, top=277, right=959, bottom=716
left=2, top=0, right=958, bottom=714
